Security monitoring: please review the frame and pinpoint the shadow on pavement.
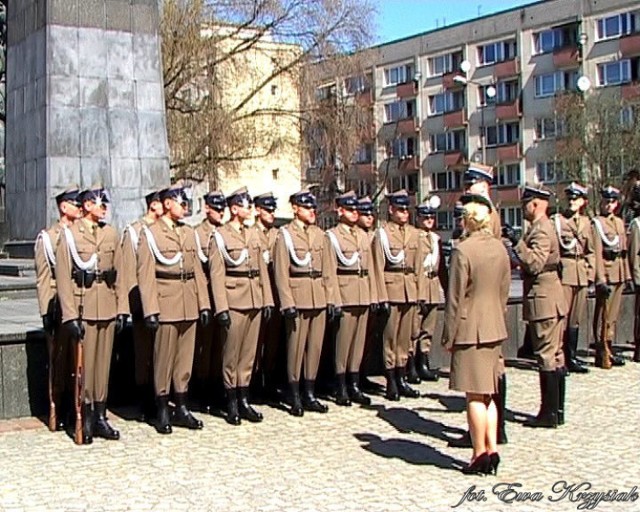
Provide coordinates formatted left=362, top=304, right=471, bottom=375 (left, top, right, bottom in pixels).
left=419, top=392, right=466, bottom=414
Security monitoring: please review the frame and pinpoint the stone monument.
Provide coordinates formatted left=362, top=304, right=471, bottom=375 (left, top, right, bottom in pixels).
left=5, top=0, right=170, bottom=240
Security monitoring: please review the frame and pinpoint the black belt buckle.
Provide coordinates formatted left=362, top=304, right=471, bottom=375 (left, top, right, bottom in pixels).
left=179, top=270, right=189, bottom=282
left=426, top=271, right=437, bottom=279
left=249, top=269, right=260, bottom=278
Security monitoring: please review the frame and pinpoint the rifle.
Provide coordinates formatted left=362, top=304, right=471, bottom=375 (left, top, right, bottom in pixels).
left=74, top=274, right=86, bottom=445
left=46, top=300, right=58, bottom=432
left=599, top=288, right=608, bottom=364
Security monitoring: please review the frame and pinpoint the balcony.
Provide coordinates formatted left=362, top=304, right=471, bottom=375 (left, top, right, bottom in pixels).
left=396, top=81, right=418, bottom=98
left=354, top=162, right=375, bottom=177
left=398, top=155, right=420, bottom=171
left=397, top=117, right=419, bottom=135
left=435, top=189, right=464, bottom=208
left=443, top=109, right=468, bottom=129
left=552, top=45, right=579, bottom=68
left=621, top=82, right=640, bottom=101
left=495, top=100, right=521, bottom=121
left=444, top=150, right=466, bottom=168
left=620, top=33, right=640, bottom=58
left=496, top=143, right=522, bottom=162
left=442, top=72, right=464, bottom=90
left=493, top=58, right=520, bottom=79
left=355, top=88, right=374, bottom=106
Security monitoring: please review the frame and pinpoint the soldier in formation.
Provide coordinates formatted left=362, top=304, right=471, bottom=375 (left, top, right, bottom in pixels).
left=628, top=184, right=640, bottom=363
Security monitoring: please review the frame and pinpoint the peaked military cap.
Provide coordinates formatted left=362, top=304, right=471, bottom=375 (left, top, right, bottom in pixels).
left=453, top=200, right=465, bottom=218
left=416, top=195, right=441, bottom=217
left=254, top=192, right=278, bottom=212
left=226, top=186, right=252, bottom=207
left=335, top=190, right=359, bottom=209
left=459, top=193, right=493, bottom=212
left=145, top=189, right=163, bottom=208
left=356, top=196, right=374, bottom=215
left=80, top=184, right=110, bottom=205
left=289, top=188, right=317, bottom=209
left=564, top=182, right=588, bottom=199
left=204, top=190, right=226, bottom=211
left=160, top=183, right=189, bottom=204
left=464, top=163, right=494, bottom=185
left=600, top=185, right=620, bottom=200
left=521, top=183, right=553, bottom=203
left=55, top=185, right=82, bottom=206
left=386, top=189, right=410, bottom=208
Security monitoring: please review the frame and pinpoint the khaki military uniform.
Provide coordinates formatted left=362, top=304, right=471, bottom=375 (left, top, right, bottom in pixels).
left=325, top=223, right=379, bottom=374
left=628, top=217, right=640, bottom=359
left=513, top=217, right=567, bottom=371
left=137, top=217, right=211, bottom=396
left=208, top=223, right=274, bottom=390
left=359, top=227, right=380, bottom=377
left=56, top=218, right=127, bottom=403
left=592, top=214, right=631, bottom=364
left=274, top=219, right=331, bottom=383
left=372, top=221, right=425, bottom=370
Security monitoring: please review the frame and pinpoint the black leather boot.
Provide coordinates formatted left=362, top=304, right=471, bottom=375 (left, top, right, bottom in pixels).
left=406, top=354, right=421, bottom=384
left=302, top=380, right=328, bottom=413
left=416, top=349, right=440, bottom=382
left=347, top=372, right=371, bottom=405
left=172, top=392, right=203, bottom=430
left=155, top=395, right=172, bottom=434
left=82, top=402, right=94, bottom=445
left=565, top=327, right=589, bottom=373
left=634, top=340, right=640, bottom=362
left=238, top=386, right=263, bottom=422
left=557, top=368, right=566, bottom=426
left=335, top=373, right=352, bottom=406
left=495, top=374, right=508, bottom=445
left=225, top=388, right=241, bottom=425
left=524, top=371, right=558, bottom=428
left=288, top=381, right=304, bottom=417
left=93, top=402, right=120, bottom=440
left=396, top=367, right=420, bottom=398
left=385, top=369, right=399, bottom=401
left=609, top=341, right=626, bottom=367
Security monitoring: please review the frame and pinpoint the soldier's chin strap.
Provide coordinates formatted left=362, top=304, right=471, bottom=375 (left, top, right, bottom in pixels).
left=63, top=227, right=98, bottom=271
left=141, top=225, right=183, bottom=266
left=423, top=231, right=440, bottom=271
left=592, top=218, right=620, bottom=248
left=378, top=228, right=405, bottom=265
left=213, top=231, right=248, bottom=267
left=326, top=231, right=360, bottom=267
left=280, top=226, right=311, bottom=267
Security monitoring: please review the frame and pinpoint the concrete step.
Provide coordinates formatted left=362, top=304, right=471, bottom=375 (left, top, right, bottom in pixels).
left=0, top=274, right=37, bottom=300
left=3, top=240, right=36, bottom=260
left=0, top=258, right=36, bottom=277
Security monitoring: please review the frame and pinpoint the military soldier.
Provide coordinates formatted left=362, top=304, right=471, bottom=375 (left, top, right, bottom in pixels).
left=56, top=186, right=128, bottom=443
left=120, top=189, right=164, bottom=420
left=137, top=184, right=212, bottom=434
left=192, top=191, right=226, bottom=408
left=592, top=186, right=630, bottom=369
left=208, top=187, right=274, bottom=425
left=324, top=191, right=378, bottom=406
left=627, top=184, right=640, bottom=363
left=409, top=196, right=444, bottom=384
left=503, top=184, right=567, bottom=428
left=551, top=182, right=594, bottom=374
left=274, top=188, right=332, bottom=416
left=252, top=192, right=282, bottom=399
left=35, top=187, right=83, bottom=431
left=372, top=189, right=425, bottom=401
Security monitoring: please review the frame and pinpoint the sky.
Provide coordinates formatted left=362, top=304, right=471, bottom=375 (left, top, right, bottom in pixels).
left=375, top=0, right=540, bottom=45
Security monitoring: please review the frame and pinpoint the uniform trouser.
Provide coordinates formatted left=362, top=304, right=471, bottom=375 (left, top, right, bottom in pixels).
left=154, top=321, right=196, bottom=396
left=82, top=320, right=116, bottom=403
left=193, top=321, right=214, bottom=382
left=48, top=326, right=72, bottom=400
left=335, top=306, right=368, bottom=374
left=593, top=283, right=624, bottom=343
left=530, top=316, right=564, bottom=372
left=255, top=309, right=282, bottom=376
left=562, top=285, right=587, bottom=329
left=222, top=309, right=261, bottom=389
left=383, top=304, right=413, bottom=369
left=133, top=319, right=154, bottom=387
left=286, top=309, right=326, bottom=382
left=411, top=303, right=438, bottom=354
left=360, top=308, right=378, bottom=376
left=634, top=292, right=640, bottom=343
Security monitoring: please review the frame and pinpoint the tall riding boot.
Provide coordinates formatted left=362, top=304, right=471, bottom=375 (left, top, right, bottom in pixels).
left=608, top=340, right=626, bottom=366
left=495, top=374, right=508, bottom=445
left=302, top=380, right=328, bottom=413
left=396, top=367, right=420, bottom=398
left=557, top=368, right=566, bottom=426
left=93, top=402, right=120, bottom=440
left=335, top=373, right=352, bottom=406
left=565, top=327, right=589, bottom=373
left=347, top=372, right=371, bottom=405
left=172, top=392, right=203, bottom=430
left=155, top=395, right=172, bottom=434
left=238, top=386, right=263, bottom=422
left=385, top=369, right=399, bottom=401
left=634, top=340, right=640, bottom=363
left=225, top=388, right=241, bottom=425
left=406, top=354, right=421, bottom=384
left=416, top=346, right=439, bottom=382
left=288, top=381, right=304, bottom=417
left=524, top=371, right=558, bottom=428
left=82, top=402, right=94, bottom=445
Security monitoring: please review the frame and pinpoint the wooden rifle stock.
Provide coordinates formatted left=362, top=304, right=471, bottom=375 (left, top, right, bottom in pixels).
left=74, top=277, right=86, bottom=445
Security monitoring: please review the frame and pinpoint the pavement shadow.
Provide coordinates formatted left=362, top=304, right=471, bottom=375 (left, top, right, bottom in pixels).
left=354, top=433, right=463, bottom=471
left=419, top=392, right=466, bottom=414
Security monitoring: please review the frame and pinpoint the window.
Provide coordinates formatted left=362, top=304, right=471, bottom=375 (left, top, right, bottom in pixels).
left=620, top=105, right=637, bottom=129
left=389, top=173, right=419, bottom=193
left=354, top=143, right=373, bottom=164
left=427, top=51, right=463, bottom=77
left=428, top=90, right=464, bottom=115
left=496, top=163, right=521, bottom=186
left=597, top=60, right=632, bottom=86
left=536, top=161, right=565, bottom=183
left=344, top=75, right=368, bottom=95
left=436, top=211, right=454, bottom=231
left=496, top=79, right=519, bottom=103
left=535, top=117, right=565, bottom=139
left=534, top=70, right=578, bottom=97
left=389, top=137, right=416, bottom=158
left=384, top=63, right=414, bottom=86
left=597, top=12, right=636, bottom=40
left=500, top=207, right=522, bottom=230
left=384, top=99, right=416, bottom=122
left=429, top=130, right=467, bottom=153
left=533, top=28, right=565, bottom=54
left=432, top=170, right=462, bottom=191
left=315, top=84, right=336, bottom=100
left=485, top=122, right=520, bottom=146
left=477, top=39, right=517, bottom=66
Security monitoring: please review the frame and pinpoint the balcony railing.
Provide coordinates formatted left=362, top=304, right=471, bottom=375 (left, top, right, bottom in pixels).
left=354, top=162, right=375, bottom=176
left=354, top=88, right=374, bottom=106
left=620, top=33, right=640, bottom=58
left=621, top=82, right=640, bottom=101
left=444, top=150, right=467, bottom=168
left=396, top=81, right=418, bottom=98
left=442, top=72, right=464, bottom=90
left=443, top=109, right=468, bottom=128
left=496, top=142, right=522, bottom=162
left=495, top=100, right=521, bottom=121
left=493, top=58, right=520, bottom=79
left=397, top=154, right=420, bottom=171
left=552, top=45, right=580, bottom=68
left=396, top=117, right=419, bottom=135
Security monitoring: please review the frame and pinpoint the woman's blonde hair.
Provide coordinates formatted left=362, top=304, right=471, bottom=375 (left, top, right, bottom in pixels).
left=462, top=202, right=492, bottom=233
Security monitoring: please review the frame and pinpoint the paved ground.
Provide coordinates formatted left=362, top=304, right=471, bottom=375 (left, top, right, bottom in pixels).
left=0, top=357, right=638, bottom=512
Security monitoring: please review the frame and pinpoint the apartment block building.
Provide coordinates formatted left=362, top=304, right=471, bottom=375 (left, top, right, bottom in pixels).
left=321, top=0, right=640, bottom=232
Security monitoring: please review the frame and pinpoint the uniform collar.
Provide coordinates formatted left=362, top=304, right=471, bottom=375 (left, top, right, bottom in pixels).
left=161, top=216, right=176, bottom=230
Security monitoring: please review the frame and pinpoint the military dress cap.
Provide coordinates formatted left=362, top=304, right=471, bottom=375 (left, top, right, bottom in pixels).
left=356, top=196, right=374, bottom=215
left=564, top=182, right=589, bottom=199
left=464, top=163, right=494, bottom=185
left=335, top=190, right=359, bottom=209
left=160, top=183, right=189, bottom=204
left=226, top=186, right=252, bottom=207
left=145, top=189, right=164, bottom=208
left=55, top=186, right=82, bottom=206
left=453, top=200, right=465, bottom=218
left=459, top=193, right=494, bottom=212
left=289, top=188, right=317, bottom=209
left=254, top=191, right=278, bottom=212
left=521, top=183, right=553, bottom=202
left=600, top=185, right=621, bottom=200
left=416, top=195, right=441, bottom=217
left=204, top=190, right=227, bottom=211
left=80, top=184, right=110, bottom=205
left=386, top=189, right=410, bottom=208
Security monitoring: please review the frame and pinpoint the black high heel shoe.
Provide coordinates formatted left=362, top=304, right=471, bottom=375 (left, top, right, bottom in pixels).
left=461, top=452, right=491, bottom=475
left=487, top=452, right=500, bottom=475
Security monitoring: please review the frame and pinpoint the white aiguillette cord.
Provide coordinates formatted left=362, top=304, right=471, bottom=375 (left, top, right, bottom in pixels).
left=141, top=225, right=183, bottom=266
left=63, top=227, right=98, bottom=271
left=326, top=230, right=360, bottom=267
left=378, top=227, right=405, bottom=265
left=554, top=214, right=577, bottom=252
left=423, top=231, right=440, bottom=269
left=195, top=230, right=209, bottom=264
left=213, top=231, right=248, bottom=267
left=37, top=230, right=57, bottom=269
left=281, top=226, right=311, bottom=267
left=592, top=218, right=620, bottom=248
left=125, top=224, right=140, bottom=254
